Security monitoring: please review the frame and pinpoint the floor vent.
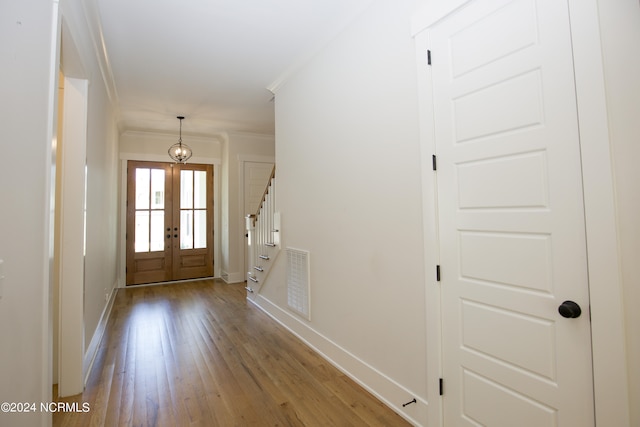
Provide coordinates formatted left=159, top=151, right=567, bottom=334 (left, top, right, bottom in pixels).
left=286, top=248, right=310, bottom=320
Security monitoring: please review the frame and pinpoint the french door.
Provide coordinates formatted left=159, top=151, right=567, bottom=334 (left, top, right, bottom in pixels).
left=126, top=160, right=213, bottom=285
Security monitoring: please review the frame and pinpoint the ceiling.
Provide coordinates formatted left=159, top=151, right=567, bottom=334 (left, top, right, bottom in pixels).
left=93, top=0, right=374, bottom=137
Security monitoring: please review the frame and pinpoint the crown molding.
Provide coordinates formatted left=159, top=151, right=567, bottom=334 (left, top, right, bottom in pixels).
left=120, top=128, right=226, bottom=143
left=267, top=0, right=375, bottom=94
left=78, top=0, right=119, bottom=109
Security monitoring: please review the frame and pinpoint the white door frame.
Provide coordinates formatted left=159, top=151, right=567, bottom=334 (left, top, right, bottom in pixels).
left=566, top=0, right=630, bottom=424
left=413, top=0, right=631, bottom=425
left=237, top=155, right=275, bottom=283
left=57, top=75, right=88, bottom=398
left=55, top=16, right=91, bottom=398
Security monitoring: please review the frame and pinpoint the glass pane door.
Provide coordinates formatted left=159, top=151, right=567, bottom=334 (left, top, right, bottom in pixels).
left=126, top=161, right=173, bottom=285
left=172, top=164, right=213, bottom=280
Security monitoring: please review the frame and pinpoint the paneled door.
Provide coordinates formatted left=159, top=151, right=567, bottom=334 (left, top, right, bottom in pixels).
left=429, top=0, right=594, bottom=425
left=126, top=161, right=213, bottom=285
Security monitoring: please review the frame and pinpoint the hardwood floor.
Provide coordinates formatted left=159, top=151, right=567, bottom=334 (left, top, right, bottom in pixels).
left=53, top=279, right=410, bottom=426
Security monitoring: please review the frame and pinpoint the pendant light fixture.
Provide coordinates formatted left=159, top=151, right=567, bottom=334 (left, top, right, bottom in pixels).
left=168, top=115, right=193, bottom=163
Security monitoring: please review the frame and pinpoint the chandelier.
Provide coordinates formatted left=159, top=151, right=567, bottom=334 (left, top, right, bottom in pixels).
left=168, top=116, right=193, bottom=163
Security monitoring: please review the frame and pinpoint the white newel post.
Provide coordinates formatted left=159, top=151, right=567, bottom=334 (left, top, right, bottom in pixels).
left=245, top=214, right=257, bottom=293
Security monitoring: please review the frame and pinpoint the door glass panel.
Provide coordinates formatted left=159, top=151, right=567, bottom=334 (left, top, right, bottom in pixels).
left=194, top=170, right=207, bottom=209
left=194, top=210, right=206, bottom=249
left=135, top=168, right=150, bottom=209
left=181, top=170, right=193, bottom=209
left=135, top=211, right=150, bottom=252
left=150, top=211, right=165, bottom=251
left=180, top=210, right=193, bottom=249
left=150, top=169, right=165, bottom=209
left=179, top=169, right=207, bottom=249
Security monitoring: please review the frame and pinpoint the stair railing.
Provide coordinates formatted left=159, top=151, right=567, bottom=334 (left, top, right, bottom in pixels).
left=245, top=166, right=278, bottom=294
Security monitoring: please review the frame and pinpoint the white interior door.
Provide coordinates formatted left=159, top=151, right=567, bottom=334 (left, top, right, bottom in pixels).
left=430, top=0, right=594, bottom=425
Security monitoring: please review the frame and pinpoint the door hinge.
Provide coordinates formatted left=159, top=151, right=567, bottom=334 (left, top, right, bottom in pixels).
left=439, top=378, right=444, bottom=396
left=427, top=49, right=432, bottom=66
left=436, top=265, right=441, bottom=282
left=432, top=154, right=437, bottom=171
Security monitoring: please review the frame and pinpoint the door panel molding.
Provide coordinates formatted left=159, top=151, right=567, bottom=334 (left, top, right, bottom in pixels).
left=418, top=0, right=596, bottom=425
left=415, top=0, right=632, bottom=425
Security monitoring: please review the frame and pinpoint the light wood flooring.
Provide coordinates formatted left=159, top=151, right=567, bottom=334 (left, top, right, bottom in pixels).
left=53, top=279, right=410, bottom=426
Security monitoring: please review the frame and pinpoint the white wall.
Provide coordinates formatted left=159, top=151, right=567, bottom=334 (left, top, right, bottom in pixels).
left=0, top=1, right=58, bottom=425
left=118, top=129, right=275, bottom=285
left=221, top=132, right=275, bottom=283
left=256, top=0, right=428, bottom=424
left=82, top=77, right=118, bottom=357
left=119, top=130, right=223, bottom=280
left=0, top=0, right=120, bottom=422
left=58, top=0, right=120, bottom=391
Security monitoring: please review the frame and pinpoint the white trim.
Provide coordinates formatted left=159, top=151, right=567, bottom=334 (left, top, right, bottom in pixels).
left=266, top=1, right=375, bottom=94
left=220, top=271, right=246, bottom=284
left=44, top=2, right=62, bottom=424
left=413, top=28, right=444, bottom=427
left=119, top=152, right=221, bottom=165
left=250, top=294, right=429, bottom=427
left=83, top=282, right=117, bottom=385
left=75, top=0, right=119, bottom=108
left=120, top=129, right=227, bottom=142
left=57, top=76, right=89, bottom=398
left=411, top=0, right=471, bottom=36
left=236, top=154, right=276, bottom=164
left=118, top=159, right=127, bottom=287
left=227, top=130, right=276, bottom=140
left=567, top=0, right=631, bottom=424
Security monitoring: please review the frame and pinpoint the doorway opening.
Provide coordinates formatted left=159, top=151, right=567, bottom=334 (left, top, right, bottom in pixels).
left=126, top=160, right=214, bottom=285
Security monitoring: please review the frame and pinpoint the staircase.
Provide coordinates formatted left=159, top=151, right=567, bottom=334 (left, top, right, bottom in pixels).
left=245, top=166, right=279, bottom=295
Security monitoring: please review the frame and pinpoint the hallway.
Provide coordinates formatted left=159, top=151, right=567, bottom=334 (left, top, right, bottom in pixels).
left=53, top=279, right=409, bottom=426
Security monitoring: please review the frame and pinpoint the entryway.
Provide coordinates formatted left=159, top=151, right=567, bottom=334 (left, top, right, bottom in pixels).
left=126, top=160, right=214, bottom=285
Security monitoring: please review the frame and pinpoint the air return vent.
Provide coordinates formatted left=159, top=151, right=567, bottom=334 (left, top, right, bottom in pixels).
left=286, top=248, right=310, bottom=320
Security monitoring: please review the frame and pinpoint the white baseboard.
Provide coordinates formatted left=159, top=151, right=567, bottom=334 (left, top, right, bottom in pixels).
left=250, top=294, right=429, bottom=426
left=83, top=283, right=117, bottom=386
left=221, top=271, right=245, bottom=284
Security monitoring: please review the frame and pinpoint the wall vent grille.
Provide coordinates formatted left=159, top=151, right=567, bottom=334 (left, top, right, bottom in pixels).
left=286, top=248, right=310, bottom=320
